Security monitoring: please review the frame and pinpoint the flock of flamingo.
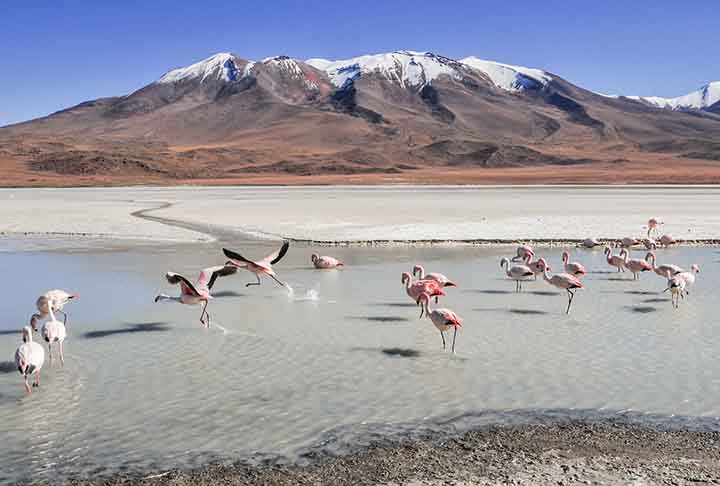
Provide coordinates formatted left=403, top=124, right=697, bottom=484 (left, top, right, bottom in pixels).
left=11, top=218, right=701, bottom=394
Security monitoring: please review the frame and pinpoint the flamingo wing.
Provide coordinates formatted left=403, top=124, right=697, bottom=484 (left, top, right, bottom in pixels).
left=561, top=273, right=584, bottom=288
left=263, top=240, right=290, bottom=264
left=223, top=248, right=254, bottom=266
left=439, top=309, right=462, bottom=326
left=198, top=265, right=238, bottom=290
left=166, top=272, right=200, bottom=296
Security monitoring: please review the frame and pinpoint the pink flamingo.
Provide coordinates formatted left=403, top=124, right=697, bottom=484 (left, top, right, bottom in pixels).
left=675, top=264, right=700, bottom=294
left=412, top=264, right=457, bottom=289
left=417, top=292, right=463, bottom=353
left=645, top=251, right=683, bottom=278
left=580, top=238, right=601, bottom=248
left=30, top=290, right=78, bottom=331
left=500, top=258, right=535, bottom=292
left=561, top=251, right=586, bottom=277
left=15, top=326, right=45, bottom=394
left=664, top=270, right=687, bottom=309
left=619, top=248, right=652, bottom=280
left=620, top=237, right=640, bottom=248
left=311, top=253, right=344, bottom=269
left=604, top=247, right=625, bottom=272
left=401, top=272, right=445, bottom=310
left=647, top=217, right=663, bottom=237
left=42, top=307, right=67, bottom=367
left=223, top=241, right=290, bottom=287
left=641, top=238, right=657, bottom=250
left=536, top=258, right=583, bottom=314
left=659, top=234, right=677, bottom=247
left=155, top=265, right=238, bottom=327
left=511, top=245, right=535, bottom=262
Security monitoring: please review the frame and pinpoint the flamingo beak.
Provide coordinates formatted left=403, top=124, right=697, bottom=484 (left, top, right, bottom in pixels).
left=70, top=294, right=79, bottom=299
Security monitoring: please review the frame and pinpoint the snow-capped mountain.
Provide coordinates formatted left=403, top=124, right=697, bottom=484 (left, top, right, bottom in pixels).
left=157, top=53, right=244, bottom=84
left=627, top=81, right=720, bottom=111
left=305, top=51, right=472, bottom=89
left=460, top=57, right=551, bottom=92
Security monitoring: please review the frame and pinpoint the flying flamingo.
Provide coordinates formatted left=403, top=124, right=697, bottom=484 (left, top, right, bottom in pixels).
left=155, top=265, right=238, bottom=327
left=619, top=248, right=652, bottom=280
left=536, top=258, right=583, bottom=314
left=42, top=307, right=67, bottom=367
left=511, top=245, right=535, bottom=263
left=645, top=251, right=683, bottom=278
left=15, top=326, right=45, bottom=394
left=500, top=258, right=534, bottom=292
left=417, top=292, right=462, bottom=353
left=604, top=247, right=625, bottom=272
left=311, top=253, right=344, bottom=269
left=223, top=241, right=290, bottom=287
left=30, top=290, right=78, bottom=331
left=401, top=272, right=445, bottom=310
left=647, top=217, right=663, bottom=237
left=561, top=251, right=586, bottom=277
left=412, top=264, right=457, bottom=289
left=664, top=270, right=687, bottom=309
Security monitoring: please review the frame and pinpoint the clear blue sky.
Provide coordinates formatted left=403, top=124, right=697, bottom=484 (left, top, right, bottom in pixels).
left=1, top=0, right=717, bottom=126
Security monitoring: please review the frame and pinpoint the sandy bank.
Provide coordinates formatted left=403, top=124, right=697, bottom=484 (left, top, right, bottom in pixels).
left=64, top=421, right=720, bottom=485
left=2, top=186, right=720, bottom=246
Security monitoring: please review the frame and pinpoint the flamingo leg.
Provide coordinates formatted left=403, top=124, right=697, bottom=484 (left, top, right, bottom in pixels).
left=451, top=327, right=458, bottom=353
left=35, top=369, right=41, bottom=387
left=59, top=342, right=64, bottom=367
left=24, top=375, right=31, bottom=394
left=566, top=290, right=575, bottom=314
left=419, top=304, right=424, bottom=319
left=269, top=274, right=287, bottom=288
left=199, top=301, right=210, bottom=327
left=47, top=343, right=53, bottom=367
left=440, top=331, right=446, bottom=350
left=246, top=274, right=262, bottom=287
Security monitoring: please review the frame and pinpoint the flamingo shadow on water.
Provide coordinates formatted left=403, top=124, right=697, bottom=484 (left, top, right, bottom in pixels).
left=83, top=322, right=170, bottom=339
left=350, top=346, right=421, bottom=358
left=0, top=361, right=18, bottom=374
left=466, top=289, right=514, bottom=295
left=624, top=306, right=657, bottom=314
left=474, top=307, right=549, bottom=316
left=370, top=302, right=419, bottom=308
left=349, top=316, right=411, bottom=323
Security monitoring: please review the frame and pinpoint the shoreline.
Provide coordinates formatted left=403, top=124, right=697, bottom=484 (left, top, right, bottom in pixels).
left=62, top=419, right=720, bottom=486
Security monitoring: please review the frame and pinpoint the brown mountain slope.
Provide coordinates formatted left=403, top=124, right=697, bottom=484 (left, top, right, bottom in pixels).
left=2, top=51, right=720, bottom=186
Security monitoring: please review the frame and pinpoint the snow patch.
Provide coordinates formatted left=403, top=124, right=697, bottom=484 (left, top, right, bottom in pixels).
left=626, top=82, right=720, bottom=110
left=306, top=51, right=464, bottom=89
left=460, top=57, right=551, bottom=92
left=157, top=53, right=240, bottom=84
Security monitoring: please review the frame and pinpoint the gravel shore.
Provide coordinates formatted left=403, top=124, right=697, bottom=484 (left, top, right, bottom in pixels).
left=65, top=421, right=720, bottom=486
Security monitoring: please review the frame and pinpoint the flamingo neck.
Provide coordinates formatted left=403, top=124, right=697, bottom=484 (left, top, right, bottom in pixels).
left=48, top=306, right=56, bottom=322
left=415, top=266, right=425, bottom=279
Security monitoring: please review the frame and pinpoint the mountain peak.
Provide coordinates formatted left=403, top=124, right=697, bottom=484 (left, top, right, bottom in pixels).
left=628, top=81, right=720, bottom=110
left=157, top=52, right=241, bottom=84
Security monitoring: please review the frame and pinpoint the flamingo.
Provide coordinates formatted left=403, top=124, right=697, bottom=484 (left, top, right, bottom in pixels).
left=30, top=290, right=78, bottom=331
left=659, top=234, right=677, bottom=247
left=675, top=264, right=700, bottom=293
left=664, top=270, right=687, bottom=309
left=15, top=326, right=45, bottom=394
left=417, top=292, right=462, bottom=353
left=311, top=253, right=344, bottom=269
left=223, top=241, right=290, bottom=287
left=561, top=251, right=587, bottom=277
left=620, top=237, right=640, bottom=248
left=412, top=264, right=457, bottom=288
left=647, top=217, right=663, bottom=238
left=500, top=258, right=534, bottom=292
left=604, top=247, right=625, bottom=272
left=580, top=238, right=601, bottom=248
left=645, top=251, right=683, bottom=278
left=523, top=256, right=545, bottom=281
left=155, top=265, right=238, bottom=327
left=619, top=248, right=652, bottom=280
left=42, top=307, right=67, bottom=367
left=642, top=238, right=657, bottom=250
left=536, top=258, right=583, bottom=314
left=401, top=272, right=444, bottom=310
left=511, top=245, right=535, bottom=262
